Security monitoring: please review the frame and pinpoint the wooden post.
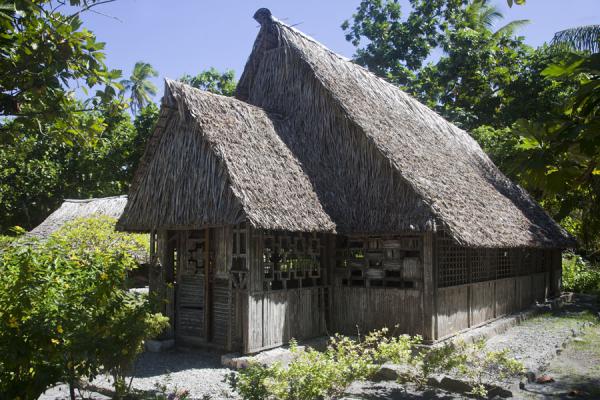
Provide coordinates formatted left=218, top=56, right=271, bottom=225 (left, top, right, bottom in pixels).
left=422, top=232, right=436, bottom=342
left=204, top=228, right=212, bottom=341
left=156, top=229, right=175, bottom=339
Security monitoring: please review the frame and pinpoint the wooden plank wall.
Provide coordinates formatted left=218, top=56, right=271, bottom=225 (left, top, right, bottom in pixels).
left=246, top=287, right=325, bottom=353
left=470, top=281, right=495, bottom=326
left=495, top=277, right=517, bottom=317
left=435, top=274, right=552, bottom=340
left=551, top=249, right=562, bottom=297
left=436, top=285, right=469, bottom=339
left=213, top=226, right=234, bottom=349
left=330, top=287, right=422, bottom=336
left=533, top=273, right=546, bottom=303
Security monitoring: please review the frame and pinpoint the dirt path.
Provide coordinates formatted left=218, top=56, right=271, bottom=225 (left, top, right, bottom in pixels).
left=521, top=319, right=600, bottom=399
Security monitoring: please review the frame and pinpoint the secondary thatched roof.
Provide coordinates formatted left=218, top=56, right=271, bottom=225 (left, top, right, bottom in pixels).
left=30, top=196, right=128, bottom=238
left=117, top=80, right=335, bottom=232
left=119, top=8, right=574, bottom=249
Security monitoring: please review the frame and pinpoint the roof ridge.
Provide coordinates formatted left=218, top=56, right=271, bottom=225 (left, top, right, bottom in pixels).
left=64, top=195, right=127, bottom=203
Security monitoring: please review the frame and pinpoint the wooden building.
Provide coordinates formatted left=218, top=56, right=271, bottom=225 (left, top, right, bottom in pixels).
left=117, top=9, right=575, bottom=354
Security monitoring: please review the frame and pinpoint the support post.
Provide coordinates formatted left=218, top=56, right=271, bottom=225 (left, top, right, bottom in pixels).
left=422, top=232, right=436, bottom=342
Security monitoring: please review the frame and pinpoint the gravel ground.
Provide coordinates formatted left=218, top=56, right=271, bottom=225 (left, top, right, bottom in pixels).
left=484, top=296, right=597, bottom=373
left=88, top=349, right=239, bottom=399
left=40, top=295, right=598, bottom=400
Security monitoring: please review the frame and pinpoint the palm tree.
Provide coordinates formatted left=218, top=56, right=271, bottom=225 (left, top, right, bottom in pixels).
left=466, top=0, right=529, bottom=37
left=120, top=62, right=158, bottom=114
left=552, top=25, right=600, bottom=53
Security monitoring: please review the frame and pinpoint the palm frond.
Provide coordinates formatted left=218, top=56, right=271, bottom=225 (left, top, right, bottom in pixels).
left=494, top=19, right=530, bottom=37
left=552, top=25, right=600, bottom=53
left=0, top=2, right=15, bottom=19
left=481, top=7, right=503, bottom=29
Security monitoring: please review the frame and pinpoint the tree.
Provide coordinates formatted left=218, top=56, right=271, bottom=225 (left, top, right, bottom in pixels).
left=506, top=0, right=525, bottom=7
left=462, top=0, right=529, bottom=37
left=512, top=49, right=600, bottom=253
left=343, top=0, right=533, bottom=130
left=0, top=103, right=158, bottom=233
left=179, top=67, right=237, bottom=96
left=552, top=25, right=600, bottom=54
left=0, top=0, right=123, bottom=146
left=120, top=62, right=159, bottom=114
left=341, top=0, right=469, bottom=86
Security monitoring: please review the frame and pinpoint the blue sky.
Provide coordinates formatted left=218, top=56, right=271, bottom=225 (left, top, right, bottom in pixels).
left=76, top=0, right=599, bottom=99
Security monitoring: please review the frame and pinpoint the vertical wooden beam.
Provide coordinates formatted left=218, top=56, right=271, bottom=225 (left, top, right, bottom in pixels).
left=467, top=248, right=472, bottom=328
left=204, top=228, right=212, bottom=342
left=422, top=232, right=436, bottom=342
left=156, top=229, right=174, bottom=339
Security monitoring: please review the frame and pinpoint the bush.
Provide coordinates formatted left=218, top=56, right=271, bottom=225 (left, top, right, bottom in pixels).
left=563, top=252, right=600, bottom=295
left=230, top=329, right=455, bottom=400
left=455, top=340, right=524, bottom=398
left=230, top=329, right=523, bottom=400
left=230, top=334, right=383, bottom=400
left=0, top=217, right=168, bottom=400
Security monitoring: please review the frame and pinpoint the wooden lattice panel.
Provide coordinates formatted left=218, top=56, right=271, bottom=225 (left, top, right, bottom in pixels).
left=470, top=248, right=491, bottom=283
left=497, top=249, right=513, bottom=279
left=263, top=231, right=322, bottom=291
left=335, top=235, right=422, bottom=289
left=231, top=223, right=248, bottom=290
left=437, top=235, right=468, bottom=287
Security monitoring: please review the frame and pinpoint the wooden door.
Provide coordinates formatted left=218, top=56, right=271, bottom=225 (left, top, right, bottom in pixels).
left=175, top=230, right=207, bottom=343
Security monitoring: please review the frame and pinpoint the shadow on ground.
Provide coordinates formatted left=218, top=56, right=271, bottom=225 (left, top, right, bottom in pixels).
left=128, top=348, right=225, bottom=378
left=341, top=381, right=461, bottom=400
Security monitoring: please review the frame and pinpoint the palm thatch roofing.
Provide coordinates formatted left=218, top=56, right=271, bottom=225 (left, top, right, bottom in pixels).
left=30, top=195, right=128, bottom=238
left=119, top=8, right=574, bottom=249
left=117, top=80, right=335, bottom=232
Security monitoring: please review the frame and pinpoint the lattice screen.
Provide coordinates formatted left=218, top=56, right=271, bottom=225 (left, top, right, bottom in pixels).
left=231, top=223, right=248, bottom=290
left=470, top=248, right=492, bottom=283
left=335, top=235, right=422, bottom=289
left=437, top=234, right=469, bottom=287
left=496, top=249, right=514, bottom=279
left=436, top=233, right=553, bottom=287
left=263, top=231, right=322, bottom=291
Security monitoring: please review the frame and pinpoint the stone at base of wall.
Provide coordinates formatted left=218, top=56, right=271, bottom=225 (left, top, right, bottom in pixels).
left=222, top=345, right=306, bottom=369
left=427, top=375, right=514, bottom=398
left=145, top=339, right=175, bottom=352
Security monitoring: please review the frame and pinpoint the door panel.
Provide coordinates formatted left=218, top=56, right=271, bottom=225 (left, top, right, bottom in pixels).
left=176, top=230, right=207, bottom=341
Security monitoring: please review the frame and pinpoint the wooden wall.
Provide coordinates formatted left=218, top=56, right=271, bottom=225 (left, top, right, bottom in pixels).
left=246, top=288, right=325, bottom=353
left=330, top=286, right=422, bottom=336
left=243, top=227, right=327, bottom=353
left=152, top=225, right=563, bottom=352
left=435, top=272, right=554, bottom=340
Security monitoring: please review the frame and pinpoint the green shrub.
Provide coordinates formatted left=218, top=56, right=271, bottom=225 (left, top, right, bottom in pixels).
left=563, top=252, right=600, bottom=295
left=231, top=334, right=382, bottom=400
left=230, top=329, right=523, bottom=400
left=0, top=217, right=168, bottom=400
left=455, top=340, right=524, bottom=398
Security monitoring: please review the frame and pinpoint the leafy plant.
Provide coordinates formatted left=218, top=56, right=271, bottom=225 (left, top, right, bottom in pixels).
left=179, top=68, right=237, bottom=97
left=563, top=252, right=600, bottom=294
left=0, top=0, right=124, bottom=145
left=0, top=216, right=168, bottom=400
left=230, top=328, right=524, bottom=400
left=455, top=340, right=524, bottom=398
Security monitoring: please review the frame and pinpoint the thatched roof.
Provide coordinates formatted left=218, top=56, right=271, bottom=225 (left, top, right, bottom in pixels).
left=30, top=196, right=128, bottom=238
left=239, top=9, right=574, bottom=248
left=117, top=80, right=335, bottom=232
left=119, top=8, right=574, bottom=249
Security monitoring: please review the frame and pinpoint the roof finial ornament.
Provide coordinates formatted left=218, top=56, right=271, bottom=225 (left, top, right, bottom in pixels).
left=253, top=8, right=273, bottom=25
